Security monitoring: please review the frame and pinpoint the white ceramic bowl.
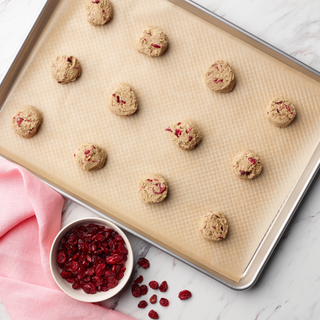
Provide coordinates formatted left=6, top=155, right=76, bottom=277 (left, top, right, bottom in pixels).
left=50, top=217, right=133, bottom=302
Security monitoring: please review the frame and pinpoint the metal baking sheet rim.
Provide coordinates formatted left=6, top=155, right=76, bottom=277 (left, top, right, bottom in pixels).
left=1, top=0, right=320, bottom=291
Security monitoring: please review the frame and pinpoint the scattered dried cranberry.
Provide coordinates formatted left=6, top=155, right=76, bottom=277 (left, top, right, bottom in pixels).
left=138, top=300, right=148, bottom=308
left=248, top=157, right=256, bottom=165
left=152, top=44, right=161, bottom=48
left=178, top=290, right=192, bottom=300
left=57, top=223, right=128, bottom=294
left=140, top=284, right=148, bottom=295
left=137, top=258, right=150, bottom=269
left=149, top=294, right=157, bottom=304
left=148, top=310, right=159, bottom=319
left=134, top=275, right=143, bottom=283
left=159, top=298, right=169, bottom=307
left=159, top=281, right=168, bottom=292
left=131, top=284, right=141, bottom=297
left=149, top=281, right=159, bottom=290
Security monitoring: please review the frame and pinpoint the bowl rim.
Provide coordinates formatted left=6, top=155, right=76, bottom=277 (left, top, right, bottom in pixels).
left=49, top=216, right=134, bottom=302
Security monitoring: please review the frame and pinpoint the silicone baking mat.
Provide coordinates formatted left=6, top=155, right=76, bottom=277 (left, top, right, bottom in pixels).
left=1, top=0, right=320, bottom=282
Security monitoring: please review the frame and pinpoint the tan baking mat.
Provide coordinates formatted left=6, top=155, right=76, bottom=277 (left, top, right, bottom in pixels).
left=1, top=0, right=320, bottom=282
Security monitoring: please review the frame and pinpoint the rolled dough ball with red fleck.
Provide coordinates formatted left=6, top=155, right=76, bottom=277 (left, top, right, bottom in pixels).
left=266, top=98, right=296, bottom=128
left=85, top=0, right=113, bottom=26
left=75, top=143, right=106, bottom=171
left=137, top=26, right=169, bottom=58
left=11, top=105, right=43, bottom=139
left=165, top=120, right=202, bottom=151
left=205, top=60, right=236, bottom=93
left=233, top=150, right=262, bottom=180
left=139, top=174, right=168, bottom=203
left=51, top=55, right=81, bottom=84
left=199, top=212, right=228, bottom=241
left=107, top=83, right=138, bottom=116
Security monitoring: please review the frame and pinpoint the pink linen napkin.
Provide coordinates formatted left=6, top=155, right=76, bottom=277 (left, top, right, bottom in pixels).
left=0, top=158, right=136, bottom=320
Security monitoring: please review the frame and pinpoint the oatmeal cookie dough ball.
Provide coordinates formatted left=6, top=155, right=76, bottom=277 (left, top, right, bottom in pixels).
left=139, top=174, right=168, bottom=204
left=11, top=106, right=43, bottom=139
left=205, top=60, right=236, bottom=93
left=266, top=98, right=296, bottom=128
left=165, top=120, right=202, bottom=151
left=199, top=212, right=228, bottom=241
left=107, top=83, right=138, bottom=116
left=85, top=0, right=113, bottom=26
left=137, top=26, right=169, bottom=57
left=51, top=55, right=81, bottom=84
left=75, top=143, right=106, bottom=171
left=233, top=150, right=262, bottom=180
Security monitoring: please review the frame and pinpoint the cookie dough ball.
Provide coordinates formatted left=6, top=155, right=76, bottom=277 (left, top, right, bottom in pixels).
left=266, top=98, right=296, bottom=128
left=107, top=83, right=138, bottom=116
left=165, top=120, right=202, bottom=151
left=85, top=0, right=113, bottom=26
left=199, top=212, right=228, bottom=241
left=75, top=143, right=106, bottom=171
left=205, top=60, right=236, bottom=93
left=139, top=174, right=168, bottom=203
left=233, top=150, right=262, bottom=180
left=137, top=26, right=169, bottom=58
left=11, top=106, right=43, bottom=139
left=51, top=55, right=81, bottom=84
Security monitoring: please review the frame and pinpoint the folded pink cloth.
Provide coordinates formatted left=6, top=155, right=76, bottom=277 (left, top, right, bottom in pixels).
left=0, top=158, right=136, bottom=320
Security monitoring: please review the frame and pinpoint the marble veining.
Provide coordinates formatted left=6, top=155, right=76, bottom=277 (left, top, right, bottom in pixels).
left=1, top=0, right=320, bottom=319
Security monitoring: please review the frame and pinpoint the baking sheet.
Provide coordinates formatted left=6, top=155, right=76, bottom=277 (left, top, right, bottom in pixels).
left=1, top=0, right=320, bottom=282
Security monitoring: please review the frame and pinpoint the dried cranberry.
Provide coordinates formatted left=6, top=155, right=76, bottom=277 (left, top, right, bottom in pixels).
left=149, top=294, right=157, bottom=304
left=72, top=282, right=82, bottom=289
left=159, top=281, right=168, bottom=292
left=148, top=310, right=159, bottom=319
left=134, top=275, right=143, bottom=283
left=117, top=242, right=128, bottom=254
left=149, top=281, right=159, bottom=290
left=57, top=251, right=66, bottom=264
left=95, top=263, right=106, bottom=276
left=82, top=282, right=96, bottom=294
left=92, top=276, right=103, bottom=286
left=131, top=284, right=141, bottom=297
left=60, top=270, right=71, bottom=279
left=178, top=290, right=192, bottom=300
left=138, top=300, right=148, bottom=308
left=116, top=272, right=124, bottom=280
left=152, top=44, right=161, bottom=48
left=248, top=157, right=256, bottom=165
left=159, top=298, right=169, bottom=307
left=137, top=258, right=149, bottom=269
left=71, top=261, right=79, bottom=271
left=107, top=278, right=118, bottom=289
left=140, top=285, right=148, bottom=295
left=106, top=254, right=122, bottom=264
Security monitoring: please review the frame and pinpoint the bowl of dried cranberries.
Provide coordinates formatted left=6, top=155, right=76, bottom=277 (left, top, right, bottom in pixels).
left=50, top=217, right=133, bottom=302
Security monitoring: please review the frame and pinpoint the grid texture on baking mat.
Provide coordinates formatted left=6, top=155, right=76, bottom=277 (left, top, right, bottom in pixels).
left=1, top=0, right=320, bottom=282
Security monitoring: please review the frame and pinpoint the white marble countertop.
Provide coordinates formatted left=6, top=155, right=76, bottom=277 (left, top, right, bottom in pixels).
left=1, top=1, right=320, bottom=319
